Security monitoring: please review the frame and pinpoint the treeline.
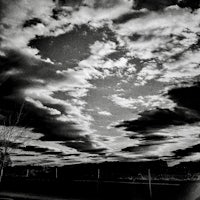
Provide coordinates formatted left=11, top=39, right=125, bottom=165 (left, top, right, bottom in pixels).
left=3, top=160, right=200, bottom=181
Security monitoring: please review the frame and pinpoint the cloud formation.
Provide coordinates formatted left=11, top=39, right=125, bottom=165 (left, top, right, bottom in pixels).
left=110, top=6, right=200, bottom=86
left=110, top=94, right=175, bottom=110
left=116, top=82, right=200, bottom=133
left=0, top=49, right=107, bottom=154
left=98, top=111, right=112, bottom=116
left=114, top=83, right=200, bottom=161
left=133, top=0, right=200, bottom=11
left=1, top=0, right=200, bottom=165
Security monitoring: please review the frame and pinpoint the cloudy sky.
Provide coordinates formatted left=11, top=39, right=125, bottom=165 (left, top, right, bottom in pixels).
left=1, top=0, right=200, bottom=166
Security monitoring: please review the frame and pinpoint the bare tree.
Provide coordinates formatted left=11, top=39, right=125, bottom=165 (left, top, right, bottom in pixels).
left=0, top=104, right=25, bottom=183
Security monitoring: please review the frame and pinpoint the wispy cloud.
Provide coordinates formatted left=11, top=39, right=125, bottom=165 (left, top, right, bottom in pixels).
left=98, top=110, right=112, bottom=116
left=0, top=0, right=133, bottom=58
left=110, top=6, right=200, bottom=84
left=134, top=62, right=161, bottom=86
left=110, top=93, right=175, bottom=110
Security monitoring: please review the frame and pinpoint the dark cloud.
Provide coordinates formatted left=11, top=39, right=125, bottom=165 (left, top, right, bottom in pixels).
left=42, top=152, right=79, bottom=157
left=168, top=82, right=200, bottom=111
left=116, top=82, right=200, bottom=134
left=133, top=0, right=200, bottom=11
left=13, top=153, right=39, bottom=157
left=56, top=0, right=200, bottom=11
left=0, top=50, right=100, bottom=153
left=122, top=144, right=157, bottom=153
left=129, top=134, right=168, bottom=141
left=19, top=145, right=77, bottom=157
left=20, top=145, right=53, bottom=154
left=177, top=0, right=200, bottom=10
left=23, top=18, right=43, bottom=28
left=56, top=0, right=123, bottom=9
left=56, top=0, right=83, bottom=7
left=121, top=134, right=171, bottom=154
left=64, top=140, right=106, bottom=154
left=92, top=0, right=123, bottom=9
left=116, top=107, right=200, bottom=133
left=0, top=50, right=64, bottom=84
left=133, top=0, right=177, bottom=10
left=172, top=143, right=200, bottom=159
left=113, top=11, right=148, bottom=24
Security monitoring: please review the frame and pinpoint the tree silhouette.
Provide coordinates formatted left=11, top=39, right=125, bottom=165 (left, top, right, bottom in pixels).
left=0, top=104, right=25, bottom=183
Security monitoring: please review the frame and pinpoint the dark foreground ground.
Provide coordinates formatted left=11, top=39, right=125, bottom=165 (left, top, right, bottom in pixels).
left=1, top=161, right=200, bottom=200
left=0, top=178, right=200, bottom=200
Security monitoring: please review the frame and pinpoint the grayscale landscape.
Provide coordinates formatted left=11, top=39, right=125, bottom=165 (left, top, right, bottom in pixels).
left=1, top=0, right=200, bottom=199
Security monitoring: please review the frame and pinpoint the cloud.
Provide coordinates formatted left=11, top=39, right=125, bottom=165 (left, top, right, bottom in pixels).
left=76, top=40, right=136, bottom=85
left=1, top=0, right=200, bottom=165
left=172, top=143, right=200, bottom=159
left=114, top=6, right=199, bottom=57
left=117, top=123, right=200, bottom=161
left=60, top=0, right=133, bottom=28
left=159, top=50, right=200, bottom=82
left=115, top=82, right=200, bottom=134
left=0, top=50, right=107, bottom=154
left=98, top=110, right=112, bottom=116
left=122, top=142, right=165, bottom=154
left=167, top=82, right=200, bottom=111
left=2, top=1, right=200, bottom=85
left=110, top=6, right=200, bottom=85
left=133, top=0, right=177, bottom=10
left=0, top=0, right=133, bottom=59
left=177, top=0, right=200, bottom=10
left=116, top=107, right=200, bottom=133
left=0, top=7, right=138, bottom=158
left=110, top=94, right=175, bottom=110
left=113, top=82, right=200, bottom=162
left=110, top=94, right=138, bottom=109
left=90, top=41, right=116, bottom=57
left=132, top=0, right=200, bottom=11
left=20, top=145, right=59, bottom=154
left=134, top=62, right=161, bottom=86
left=0, top=0, right=55, bottom=57
left=0, top=0, right=139, bottom=160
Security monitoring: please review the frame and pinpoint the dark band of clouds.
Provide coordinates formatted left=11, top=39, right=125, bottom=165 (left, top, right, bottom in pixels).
left=0, top=50, right=104, bottom=154
left=133, top=0, right=200, bottom=11
left=115, top=83, right=200, bottom=160
left=115, top=82, right=200, bottom=138
left=172, top=143, right=200, bottom=159
left=56, top=0, right=200, bottom=11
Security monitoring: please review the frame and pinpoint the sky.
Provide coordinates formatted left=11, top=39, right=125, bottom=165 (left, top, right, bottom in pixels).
left=1, top=0, right=200, bottom=166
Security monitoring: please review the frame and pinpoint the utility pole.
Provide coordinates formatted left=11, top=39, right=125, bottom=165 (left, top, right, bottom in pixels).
left=148, top=169, right=152, bottom=199
left=98, top=168, right=100, bottom=180
left=26, top=169, right=29, bottom=177
left=97, top=167, right=101, bottom=196
left=55, top=167, right=58, bottom=179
